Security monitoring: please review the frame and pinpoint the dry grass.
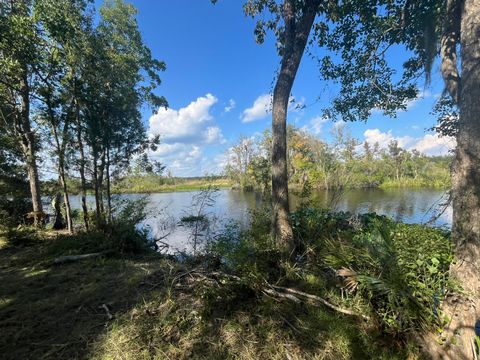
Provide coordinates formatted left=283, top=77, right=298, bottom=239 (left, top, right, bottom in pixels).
left=0, top=231, right=417, bottom=360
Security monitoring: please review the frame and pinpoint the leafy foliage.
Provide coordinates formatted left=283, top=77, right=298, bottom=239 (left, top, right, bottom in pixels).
left=226, top=125, right=452, bottom=191
left=292, top=209, right=454, bottom=335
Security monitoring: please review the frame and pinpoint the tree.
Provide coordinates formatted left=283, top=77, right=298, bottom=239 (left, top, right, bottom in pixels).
left=314, top=1, right=479, bottom=355
left=244, top=0, right=321, bottom=254
left=243, top=0, right=478, bottom=354
left=0, top=0, right=45, bottom=226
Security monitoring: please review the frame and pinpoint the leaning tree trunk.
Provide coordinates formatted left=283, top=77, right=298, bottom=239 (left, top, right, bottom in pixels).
left=271, top=0, right=319, bottom=254
left=423, top=0, right=480, bottom=358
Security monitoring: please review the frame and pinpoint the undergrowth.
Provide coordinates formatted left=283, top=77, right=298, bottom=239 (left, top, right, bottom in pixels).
left=0, top=200, right=454, bottom=359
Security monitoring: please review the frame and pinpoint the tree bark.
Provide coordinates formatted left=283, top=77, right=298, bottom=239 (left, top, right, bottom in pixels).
left=106, top=145, right=112, bottom=222
left=449, top=0, right=480, bottom=357
left=93, top=150, right=102, bottom=226
left=75, top=100, right=89, bottom=230
left=423, top=1, right=480, bottom=358
left=48, top=99, right=73, bottom=233
left=19, top=73, right=43, bottom=227
left=271, top=0, right=319, bottom=254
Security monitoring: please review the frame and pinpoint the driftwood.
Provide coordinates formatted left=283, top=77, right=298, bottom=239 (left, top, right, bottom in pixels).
left=53, top=252, right=102, bottom=264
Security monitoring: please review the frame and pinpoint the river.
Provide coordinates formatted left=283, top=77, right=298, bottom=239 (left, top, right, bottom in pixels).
left=62, top=188, right=451, bottom=253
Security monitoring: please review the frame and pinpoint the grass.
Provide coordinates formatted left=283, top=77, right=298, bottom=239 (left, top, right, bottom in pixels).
left=379, top=177, right=450, bottom=189
left=0, top=229, right=419, bottom=360
left=112, top=176, right=232, bottom=194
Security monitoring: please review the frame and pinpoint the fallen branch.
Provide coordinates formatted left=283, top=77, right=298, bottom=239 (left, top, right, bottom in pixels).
left=53, top=253, right=102, bottom=264
left=100, top=304, right=113, bottom=320
left=271, top=285, right=370, bottom=321
left=263, top=288, right=301, bottom=303
left=162, top=267, right=369, bottom=321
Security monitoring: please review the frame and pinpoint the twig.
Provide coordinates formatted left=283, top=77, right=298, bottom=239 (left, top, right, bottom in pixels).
left=53, top=253, right=102, bottom=264
left=100, top=304, right=113, bottom=320
left=270, top=285, right=370, bottom=321
left=263, top=288, right=301, bottom=303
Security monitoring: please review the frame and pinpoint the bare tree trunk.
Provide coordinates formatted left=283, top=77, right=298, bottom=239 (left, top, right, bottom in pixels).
left=93, top=150, right=102, bottom=226
left=19, top=74, right=43, bottom=227
left=423, top=1, right=480, bottom=358
left=106, top=146, right=112, bottom=223
left=75, top=101, right=89, bottom=230
left=48, top=100, right=73, bottom=233
left=98, top=150, right=106, bottom=214
left=271, top=0, right=319, bottom=254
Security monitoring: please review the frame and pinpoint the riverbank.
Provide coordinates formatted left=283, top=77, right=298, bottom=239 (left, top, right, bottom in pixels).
left=0, top=227, right=431, bottom=359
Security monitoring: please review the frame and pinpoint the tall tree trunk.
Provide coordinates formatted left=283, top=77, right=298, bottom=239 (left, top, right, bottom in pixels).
left=271, top=0, right=319, bottom=254
left=98, top=150, right=106, bottom=214
left=106, top=146, right=112, bottom=222
left=75, top=101, right=89, bottom=230
left=19, top=73, right=43, bottom=226
left=93, top=150, right=102, bottom=226
left=48, top=100, right=73, bottom=233
left=448, top=0, right=480, bottom=357
left=423, top=1, right=480, bottom=358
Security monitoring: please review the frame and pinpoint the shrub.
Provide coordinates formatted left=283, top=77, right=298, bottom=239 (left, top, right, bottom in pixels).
left=291, top=209, right=454, bottom=336
left=0, top=197, right=32, bottom=227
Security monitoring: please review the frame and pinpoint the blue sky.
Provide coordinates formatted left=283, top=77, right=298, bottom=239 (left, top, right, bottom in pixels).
left=98, top=0, right=455, bottom=177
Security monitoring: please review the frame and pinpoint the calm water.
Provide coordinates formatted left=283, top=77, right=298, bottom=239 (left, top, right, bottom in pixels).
left=61, top=188, right=451, bottom=253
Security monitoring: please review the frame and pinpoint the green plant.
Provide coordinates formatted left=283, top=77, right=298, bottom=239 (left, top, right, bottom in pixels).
left=294, top=209, right=455, bottom=336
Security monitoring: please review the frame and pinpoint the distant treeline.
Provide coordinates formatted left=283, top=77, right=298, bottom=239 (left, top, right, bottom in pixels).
left=224, top=125, right=452, bottom=192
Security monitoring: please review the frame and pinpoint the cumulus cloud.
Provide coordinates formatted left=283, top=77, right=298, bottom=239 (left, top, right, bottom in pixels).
left=147, top=94, right=227, bottom=176
left=241, top=94, right=271, bottom=123
left=301, top=116, right=329, bottom=135
left=362, top=128, right=455, bottom=156
left=149, top=93, right=224, bottom=144
left=413, top=134, right=456, bottom=155
left=240, top=93, right=305, bottom=123
left=224, top=99, right=236, bottom=113
left=363, top=129, right=415, bottom=149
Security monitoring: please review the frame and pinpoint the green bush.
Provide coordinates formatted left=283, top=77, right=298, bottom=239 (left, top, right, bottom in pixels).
left=0, top=197, right=31, bottom=227
left=292, top=209, right=454, bottom=336
left=208, top=207, right=282, bottom=283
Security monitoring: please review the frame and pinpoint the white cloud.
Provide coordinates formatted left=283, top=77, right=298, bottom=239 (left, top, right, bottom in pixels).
left=224, top=99, right=236, bottom=113
left=302, top=116, right=329, bottom=135
left=362, top=128, right=455, bottom=156
left=147, top=94, right=227, bottom=176
left=413, top=134, right=456, bottom=155
left=240, top=93, right=305, bottom=123
left=241, top=94, right=271, bottom=123
left=149, top=93, right=223, bottom=144
left=363, top=129, right=415, bottom=149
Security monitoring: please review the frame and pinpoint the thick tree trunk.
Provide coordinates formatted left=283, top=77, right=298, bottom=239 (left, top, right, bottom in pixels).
left=423, top=1, right=480, bottom=358
left=271, top=0, right=319, bottom=254
left=19, top=75, right=43, bottom=226
left=448, top=0, right=480, bottom=357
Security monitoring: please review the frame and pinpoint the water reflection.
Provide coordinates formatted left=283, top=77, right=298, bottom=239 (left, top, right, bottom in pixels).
left=65, top=188, right=451, bottom=253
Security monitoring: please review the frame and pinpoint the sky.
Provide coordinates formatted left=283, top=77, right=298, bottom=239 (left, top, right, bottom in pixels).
left=96, top=0, right=455, bottom=177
